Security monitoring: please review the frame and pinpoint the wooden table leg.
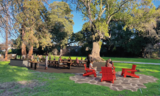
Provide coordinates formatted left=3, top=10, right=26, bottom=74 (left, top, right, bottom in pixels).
left=35, top=63, right=37, bottom=70
left=31, top=63, right=33, bottom=68
left=67, top=63, right=70, bottom=69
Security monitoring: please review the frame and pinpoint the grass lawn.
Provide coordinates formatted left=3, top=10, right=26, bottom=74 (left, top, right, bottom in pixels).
left=101, top=57, right=160, bottom=63
left=0, top=61, right=160, bottom=96
left=55, top=56, right=159, bottom=63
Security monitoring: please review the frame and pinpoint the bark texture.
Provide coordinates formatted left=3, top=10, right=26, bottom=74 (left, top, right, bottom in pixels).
left=21, top=24, right=27, bottom=57
left=91, top=42, right=104, bottom=62
left=60, top=48, right=63, bottom=56
left=28, top=46, right=33, bottom=59
left=4, top=15, right=8, bottom=61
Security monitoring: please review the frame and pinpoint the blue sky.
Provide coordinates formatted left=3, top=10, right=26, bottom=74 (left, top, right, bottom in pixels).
left=0, top=0, right=160, bottom=43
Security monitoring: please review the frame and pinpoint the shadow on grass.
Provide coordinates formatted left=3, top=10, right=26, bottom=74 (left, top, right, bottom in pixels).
left=0, top=61, right=51, bottom=95
left=0, top=61, right=160, bottom=96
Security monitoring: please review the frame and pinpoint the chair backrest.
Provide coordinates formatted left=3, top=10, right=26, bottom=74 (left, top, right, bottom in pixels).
left=112, top=63, right=114, bottom=67
left=131, top=64, right=137, bottom=74
left=132, top=64, right=136, bottom=70
left=84, top=64, right=87, bottom=70
left=101, top=67, right=113, bottom=81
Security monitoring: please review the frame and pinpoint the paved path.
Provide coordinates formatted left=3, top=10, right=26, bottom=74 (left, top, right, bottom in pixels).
left=70, top=71, right=159, bottom=92
left=103, top=61, right=160, bottom=65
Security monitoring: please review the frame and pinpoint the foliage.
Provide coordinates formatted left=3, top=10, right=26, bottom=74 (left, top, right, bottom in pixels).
left=102, top=18, right=160, bottom=58
left=13, top=0, right=52, bottom=50
left=10, top=49, right=21, bottom=55
left=64, top=0, right=159, bottom=58
left=151, top=51, right=159, bottom=59
left=48, top=2, right=74, bottom=49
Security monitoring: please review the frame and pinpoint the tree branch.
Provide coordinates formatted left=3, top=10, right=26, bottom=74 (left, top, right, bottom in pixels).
left=107, top=0, right=132, bottom=24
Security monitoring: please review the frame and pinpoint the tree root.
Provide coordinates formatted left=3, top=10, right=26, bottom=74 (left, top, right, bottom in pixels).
left=92, top=56, right=105, bottom=62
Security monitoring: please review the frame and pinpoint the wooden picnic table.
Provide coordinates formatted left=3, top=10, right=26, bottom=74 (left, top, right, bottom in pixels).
left=70, top=60, right=87, bottom=66
left=61, top=60, right=73, bottom=69
left=29, top=61, right=40, bottom=70
left=48, top=60, right=71, bottom=69
left=48, top=60, right=58, bottom=67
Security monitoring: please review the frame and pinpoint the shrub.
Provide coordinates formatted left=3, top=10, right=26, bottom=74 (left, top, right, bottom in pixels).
left=151, top=51, right=159, bottom=59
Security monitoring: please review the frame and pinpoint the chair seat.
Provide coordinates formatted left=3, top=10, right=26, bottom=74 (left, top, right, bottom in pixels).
left=121, top=64, right=139, bottom=78
left=83, top=64, right=96, bottom=77
left=99, top=67, right=116, bottom=83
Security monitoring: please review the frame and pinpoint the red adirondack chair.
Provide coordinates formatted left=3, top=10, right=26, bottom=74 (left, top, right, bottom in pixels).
left=83, top=64, right=96, bottom=77
left=121, top=64, right=139, bottom=78
left=112, top=63, right=116, bottom=70
left=99, top=67, right=116, bottom=83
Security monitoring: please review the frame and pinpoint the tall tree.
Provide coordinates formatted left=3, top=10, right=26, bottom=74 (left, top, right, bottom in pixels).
left=0, top=0, right=14, bottom=61
left=48, top=2, right=74, bottom=56
left=65, top=0, right=159, bottom=61
left=12, top=0, right=52, bottom=58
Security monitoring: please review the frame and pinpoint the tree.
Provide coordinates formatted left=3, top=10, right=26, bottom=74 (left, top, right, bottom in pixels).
left=12, top=0, right=52, bottom=58
left=48, top=2, right=74, bottom=56
left=64, top=0, right=159, bottom=61
left=0, top=0, right=15, bottom=61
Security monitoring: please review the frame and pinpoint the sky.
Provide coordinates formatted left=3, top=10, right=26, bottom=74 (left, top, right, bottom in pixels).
left=0, top=0, right=160, bottom=43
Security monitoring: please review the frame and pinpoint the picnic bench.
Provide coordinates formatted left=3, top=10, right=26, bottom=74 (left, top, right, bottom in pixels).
left=48, top=59, right=73, bottom=69
left=71, top=60, right=87, bottom=67
left=60, top=60, right=73, bottom=69
left=48, top=60, right=58, bottom=67
left=29, top=61, right=40, bottom=70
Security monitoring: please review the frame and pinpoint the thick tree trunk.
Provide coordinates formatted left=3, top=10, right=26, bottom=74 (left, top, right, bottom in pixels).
left=21, top=24, right=26, bottom=58
left=28, top=46, right=33, bottom=59
left=4, top=32, right=8, bottom=61
left=4, top=16, right=8, bottom=61
left=91, top=41, right=104, bottom=62
left=60, top=48, right=63, bottom=56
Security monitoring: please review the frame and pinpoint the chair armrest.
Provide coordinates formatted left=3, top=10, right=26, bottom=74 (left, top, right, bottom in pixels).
left=85, top=68, right=96, bottom=71
left=124, top=69, right=137, bottom=72
left=122, top=68, right=132, bottom=70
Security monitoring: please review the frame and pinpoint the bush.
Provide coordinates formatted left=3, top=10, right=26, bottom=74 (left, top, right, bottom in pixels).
left=151, top=51, right=159, bottom=59
left=11, top=49, right=21, bottom=55
left=0, top=51, right=4, bottom=55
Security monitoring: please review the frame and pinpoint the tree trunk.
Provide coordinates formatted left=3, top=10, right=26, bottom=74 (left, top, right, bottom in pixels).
left=4, top=15, right=8, bottom=61
left=91, top=41, right=104, bottom=62
left=142, top=48, right=146, bottom=58
left=21, top=24, right=26, bottom=57
left=4, top=31, right=8, bottom=61
left=60, top=48, right=63, bottom=56
left=28, top=46, right=33, bottom=59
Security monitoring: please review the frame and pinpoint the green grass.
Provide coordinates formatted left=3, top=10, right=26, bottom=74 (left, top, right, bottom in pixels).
left=101, top=57, right=160, bottom=63
left=0, top=61, right=160, bottom=96
left=16, top=55, right=159, bottom=63
left=47, top=56, right=160, bottom=63
left=51, top=56, right=159, bottom=63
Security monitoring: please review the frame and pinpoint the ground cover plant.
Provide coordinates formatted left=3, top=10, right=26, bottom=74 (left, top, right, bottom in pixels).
left=0, top=60, right=159, bottom=96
